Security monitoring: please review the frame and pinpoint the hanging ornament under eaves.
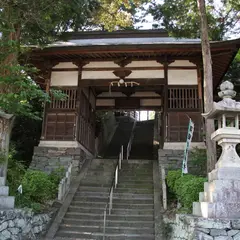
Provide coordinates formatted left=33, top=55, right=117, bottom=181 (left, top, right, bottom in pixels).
left=109, top=79, right=140, bottom=95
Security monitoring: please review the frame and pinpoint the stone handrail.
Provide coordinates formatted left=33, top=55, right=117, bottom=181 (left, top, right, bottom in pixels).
left=57, top=161, right=73, bottom=201
left=161, top=166, right=167, bottom=210
left=126, top=120, right=137, bottom=160
left=103, top=145, right=123, bottom=240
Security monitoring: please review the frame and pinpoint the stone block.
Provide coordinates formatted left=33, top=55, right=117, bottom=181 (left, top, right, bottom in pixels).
left=193, top=202, right=202, bottom=216
left=0, top=186, right=9, bottom=196
left=194, top=218, right=231, bottom=229
left=199, top=192, right=207, bottom=202
left=227, top=230, right=239, bottom=237
left=0, top=221, right=8, bottom=231
left=1, top=229, right=11, bottom=240
left=209, top=168, right=240, bottom=181
left=233, top=232, right=240, bottom=240
left=0, top=196, right=14, bottom=209
left=0, top=177, right=6, bottom=186
left=59, top=156, right=72, bottom=163
left=196, top=228, right=210, bottom=234
left=214, top=237, right=233, bottom=240
left=210, top=229, right=227, bottom=236
left=204, top=182, right=209, bottom=192
left=194, top=231, right=213, bottom=240
left=232, top=220, right=240, bottom=229
left=8, top=227, right=20, bottom=235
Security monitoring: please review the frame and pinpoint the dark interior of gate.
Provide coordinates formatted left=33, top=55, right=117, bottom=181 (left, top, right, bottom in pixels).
left=31, top=30, right=240, bottom=155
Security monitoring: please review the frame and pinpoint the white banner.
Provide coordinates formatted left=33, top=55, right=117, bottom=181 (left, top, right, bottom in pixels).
left=182, top=119, right=194, bottom=174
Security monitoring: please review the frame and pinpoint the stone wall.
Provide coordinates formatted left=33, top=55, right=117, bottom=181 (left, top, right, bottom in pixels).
left=0, top=209, right=54, bottom=240
left=164, top=214, right=240, bottom=240
left=158, top=149, right=204, bottom=175
left=30, top=147, right=89, bottom=174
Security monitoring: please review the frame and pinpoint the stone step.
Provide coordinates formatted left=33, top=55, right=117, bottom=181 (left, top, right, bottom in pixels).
left=0, top=186, right=9, bottom=196
left=117, top=183, right=153, bottom=189
left=116, top=179, right=153, bottom=184
left=75, top=191, right=153, bottom=199
left=68, top=206, right=154, bottom=215
left=62, top=218, right=154, bottom=228
left=64, top=212, right=154, bottom=221
left=119, top=176, right=153, bottom=181
left=79, top=183, right=111, bottom=187
left=78, top=186, right=109, bottom=192
left=55, top=231, right=154, bottom=240
left=59, top=225, right=154, bottom=235
left=0, top=196, right=15, bottom=209
left=193, top=201, right=240, bottom=218
left=115, top=188, right=153, bottom=194
left=77, top=186, right=153, bottom=194
left=0, top=177, right=6, bottom=186
left=70, top=201, right=153, bottom=209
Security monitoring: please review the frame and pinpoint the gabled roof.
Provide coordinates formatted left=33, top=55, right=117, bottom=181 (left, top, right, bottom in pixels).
left=30, top=30, right=240, bottom=89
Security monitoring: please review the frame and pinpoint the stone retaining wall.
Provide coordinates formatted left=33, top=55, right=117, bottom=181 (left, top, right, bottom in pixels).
left=164, top=214, right=240, bottom=240
left=0, top=209, right=54, bottom=240
left=30, top=147, right=89, bottom=174
left=158, top=149, right=204, bottom=175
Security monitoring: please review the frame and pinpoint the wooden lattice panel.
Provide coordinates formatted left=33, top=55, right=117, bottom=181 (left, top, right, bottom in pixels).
left=168, top=87, right=200, bottom=110
left=50, top=88, right=77, bottom=110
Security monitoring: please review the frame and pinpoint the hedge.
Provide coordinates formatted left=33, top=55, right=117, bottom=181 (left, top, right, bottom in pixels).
left=166, top=170, right=207, bottom=212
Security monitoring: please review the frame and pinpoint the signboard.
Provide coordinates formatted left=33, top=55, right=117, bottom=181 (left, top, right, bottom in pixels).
left=182, top=118, right=194, bottom=174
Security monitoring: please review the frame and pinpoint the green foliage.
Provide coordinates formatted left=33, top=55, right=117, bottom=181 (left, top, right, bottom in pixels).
left=49, top=167, right=65, bottom=186
left=7, top=149, right=26, bottom=196
left=166, top=170, right=182, bottom=190
left=21, top=170, right=56, bottom=203
left=166, top=170, right=207, bottom=213
left=180, top=177, right=207, bottom=210
left=189, top=148, right=207, bottom=176
left=147, top=0, right=240, bottom=41
left=7, top=150, right=64, bottom=212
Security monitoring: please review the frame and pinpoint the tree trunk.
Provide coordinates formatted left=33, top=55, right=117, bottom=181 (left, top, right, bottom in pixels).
left=198, top=0, right=216, bottom=172
left=0, top=115, right=15, bottom=185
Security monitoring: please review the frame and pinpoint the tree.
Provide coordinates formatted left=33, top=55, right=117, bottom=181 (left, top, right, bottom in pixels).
left=197, top=0, right=216, bottom=172
left=148, top=0, right=240, bottom=40
left=147, top=0, right=239, bottom=171
left=0, top=0, right=148, bottom=187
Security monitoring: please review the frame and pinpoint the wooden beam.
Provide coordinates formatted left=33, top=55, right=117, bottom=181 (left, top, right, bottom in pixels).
left=51, top=66, right=197, bottom=72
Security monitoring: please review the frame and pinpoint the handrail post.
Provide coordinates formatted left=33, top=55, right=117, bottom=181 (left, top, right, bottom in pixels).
left=115, top=166, right=118, bottom=188
left=103, top=209, right=106, bottom=240
left=109, top=187, right=113, bottom=215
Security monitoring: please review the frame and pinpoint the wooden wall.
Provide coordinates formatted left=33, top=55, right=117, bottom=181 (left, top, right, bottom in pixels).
left=166, top=86, right=203, bottom=142
left=43, top=87, right=96, bottom=153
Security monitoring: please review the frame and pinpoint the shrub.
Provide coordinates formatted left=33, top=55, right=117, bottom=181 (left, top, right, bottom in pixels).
left=166, top=170, right=207, bottom=213
left=49, top=166, right=65, bottom=186
left=166, top=170, right=182, bottom=190
left=22, top=170, right=56, bottom=203
left=174, top=174, right=194, bottom=197
left=180, top=177, right=207, bottom=210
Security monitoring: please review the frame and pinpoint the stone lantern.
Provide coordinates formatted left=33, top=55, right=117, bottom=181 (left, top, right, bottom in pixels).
left=193, top=81, right=240, bottom=218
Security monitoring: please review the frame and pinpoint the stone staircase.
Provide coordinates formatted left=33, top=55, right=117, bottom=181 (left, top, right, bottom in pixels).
left=103, top=116, right=135, bottom=159
left=52, top=159, right=155, bottom=240
left=106, top=160, right=155, bottom=240
left=130, top=120, right=154, bottom=159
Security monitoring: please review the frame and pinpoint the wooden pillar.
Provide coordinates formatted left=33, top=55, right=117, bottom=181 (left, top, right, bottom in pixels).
left=157, top=58, right=173, bottom=147
left=73, top=61, right=88, bottom=142
left=38, top=60, right=58, bottom=140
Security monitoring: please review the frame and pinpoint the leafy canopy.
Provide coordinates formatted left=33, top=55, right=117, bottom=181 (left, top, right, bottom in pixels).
left=147, top=0, right=240, bottom=40
left=0, top=0, right=148, bottom=118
